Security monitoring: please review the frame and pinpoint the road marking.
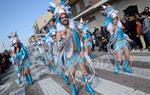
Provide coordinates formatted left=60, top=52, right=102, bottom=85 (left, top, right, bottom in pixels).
left=75, top=71, right=149, bottom=95
left=9, top=87, right=25, bottom=95
left=100, top=54, right=150, bottom=62
left=1, top=72, right=16, bottom=81
left=0, top=81, right=13, bottom=93
left=39, top=77, right=69, bottom=95
left=94, top=61, right=150, bottom=80
left=0, top=66, right=15, bottom=79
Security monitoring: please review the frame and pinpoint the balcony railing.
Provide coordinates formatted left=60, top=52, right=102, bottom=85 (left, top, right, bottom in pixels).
left=73, top=0, right=109, bottom=20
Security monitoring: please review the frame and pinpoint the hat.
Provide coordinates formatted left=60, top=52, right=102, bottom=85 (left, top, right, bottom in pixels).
left=49, top=2, right=56, bottom=13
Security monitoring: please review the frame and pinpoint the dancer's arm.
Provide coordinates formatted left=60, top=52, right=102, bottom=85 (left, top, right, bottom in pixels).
left=56, top=32, right=62, bottom=42
left=19, top=47, right=26, bottom=64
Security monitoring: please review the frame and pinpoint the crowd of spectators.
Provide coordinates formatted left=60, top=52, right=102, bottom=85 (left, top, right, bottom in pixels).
left=121, top=6, right=150, bottom=51
left=92, top=26, right=109, bottom=52
left=91, top=6, right=150, bottom=52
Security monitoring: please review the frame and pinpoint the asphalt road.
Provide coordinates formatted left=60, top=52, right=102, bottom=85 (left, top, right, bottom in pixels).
left=0, top=51, right=150, bottom=95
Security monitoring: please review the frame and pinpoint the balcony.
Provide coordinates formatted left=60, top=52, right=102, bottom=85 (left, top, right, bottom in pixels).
left=73, top=0, right=110, bottom=20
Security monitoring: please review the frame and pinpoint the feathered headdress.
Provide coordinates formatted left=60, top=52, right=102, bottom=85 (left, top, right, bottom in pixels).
left=101, top=5, right=118, bottom=27
left=8, top=32, right=20, bottom=46
left=48, top=0, right=74, bottom=31
left=78, top=18, right=88, bottom=33
left=101, top=5, right=118, bottom=18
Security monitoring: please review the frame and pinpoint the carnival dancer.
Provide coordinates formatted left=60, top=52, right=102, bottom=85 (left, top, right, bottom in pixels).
left=8, top=32, right=20, bottom=47
left=48, top=1, right=95, bottom=94
left=8, top=33, right=21, bottom=84
left=48, top=0, right=71, bottom=85
left=12, top=38, right=32, bottom=85
left=78, top=19, right=93, bottom=56
left=77, top=20, right=96, bottom=81
left=36, top=37, right=47, bottom=66
left=51, top=30, right=70, bottom=85
left=102, top=5, right=133, bottom=74
left=56, top=13, right=95, bottom=95
left=45, top=37, right=56, bottom=73
left=47, top=16, right=58, bottom=72
left=46, top=38, right=56, bottom=73
left=32, top=42, right=45, bottom=68
left=32, top=42, right=39, bottom=65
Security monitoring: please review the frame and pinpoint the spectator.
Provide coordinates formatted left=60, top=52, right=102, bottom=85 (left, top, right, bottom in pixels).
left=121, top=14, right=130, bottom=33
left=140, top=7, right=150, bottom=18
left=142, top=15, right=150, bottom=51
left=135, top=13, right=145, bottom=50
left=127, top=16, right=139, bottom=49
left=140, top=7, right=150, bottom=28
left=93, top=27, right=100, bottom=46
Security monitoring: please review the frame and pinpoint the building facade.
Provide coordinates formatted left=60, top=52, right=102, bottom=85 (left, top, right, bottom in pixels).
left=30, top=11, right=51, bottom=43
left=68, top=0, right=150, bottom=32
left=33, top=11, right=51, bottom=35
left=31, top=0, right=150, bottom=41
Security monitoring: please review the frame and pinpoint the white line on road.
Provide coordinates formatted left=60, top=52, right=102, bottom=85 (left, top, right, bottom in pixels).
left=9, top=87, right=25, bottom=95
left=39, top=77, right=69, bottom=95
left=94, top=77, right=149, bottom=95
left=1, top=71, right=16, bottom=81
left=75, top=71, right=149, bottom=95
left=94, top=61, right=150, bottom=80
left=100, top=54, right=150, bottom=63
left=0, top=66, right=15, bottom=79
left=0, top=81, right=13, bottom=93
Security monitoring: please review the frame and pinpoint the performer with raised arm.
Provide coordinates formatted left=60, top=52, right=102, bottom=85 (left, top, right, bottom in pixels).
left=101, top=5, right=133, bottom=74
left=56, top=12, right=95, bottom=95
left=12, top=38, right=32, bottom=85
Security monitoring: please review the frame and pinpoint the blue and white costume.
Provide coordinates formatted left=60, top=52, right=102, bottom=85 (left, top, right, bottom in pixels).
left=107, top=23, right=130, bottom=53
left=36, top=41, right=47, bottom=65
left=12, top=38, right=32, bottom=85
left=43, top=1, right=96, bottom=94
left=102, top=5, right=133, bottom=74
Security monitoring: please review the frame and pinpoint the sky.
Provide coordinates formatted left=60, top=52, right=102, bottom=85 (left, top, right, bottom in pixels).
left=0, top=0, right=51, bottom=52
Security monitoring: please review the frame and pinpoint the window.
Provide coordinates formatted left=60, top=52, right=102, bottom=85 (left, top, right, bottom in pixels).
left=83, top=0, right=92, bottom=8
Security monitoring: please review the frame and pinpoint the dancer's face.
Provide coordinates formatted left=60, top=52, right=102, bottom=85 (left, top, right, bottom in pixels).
left=113, top=17, right=118, bottom=25
left=50, top=19, right=56, bottom=27
left=60, top=14, right=69, bottom=26
left=13, top=43, right=18, bottom=48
